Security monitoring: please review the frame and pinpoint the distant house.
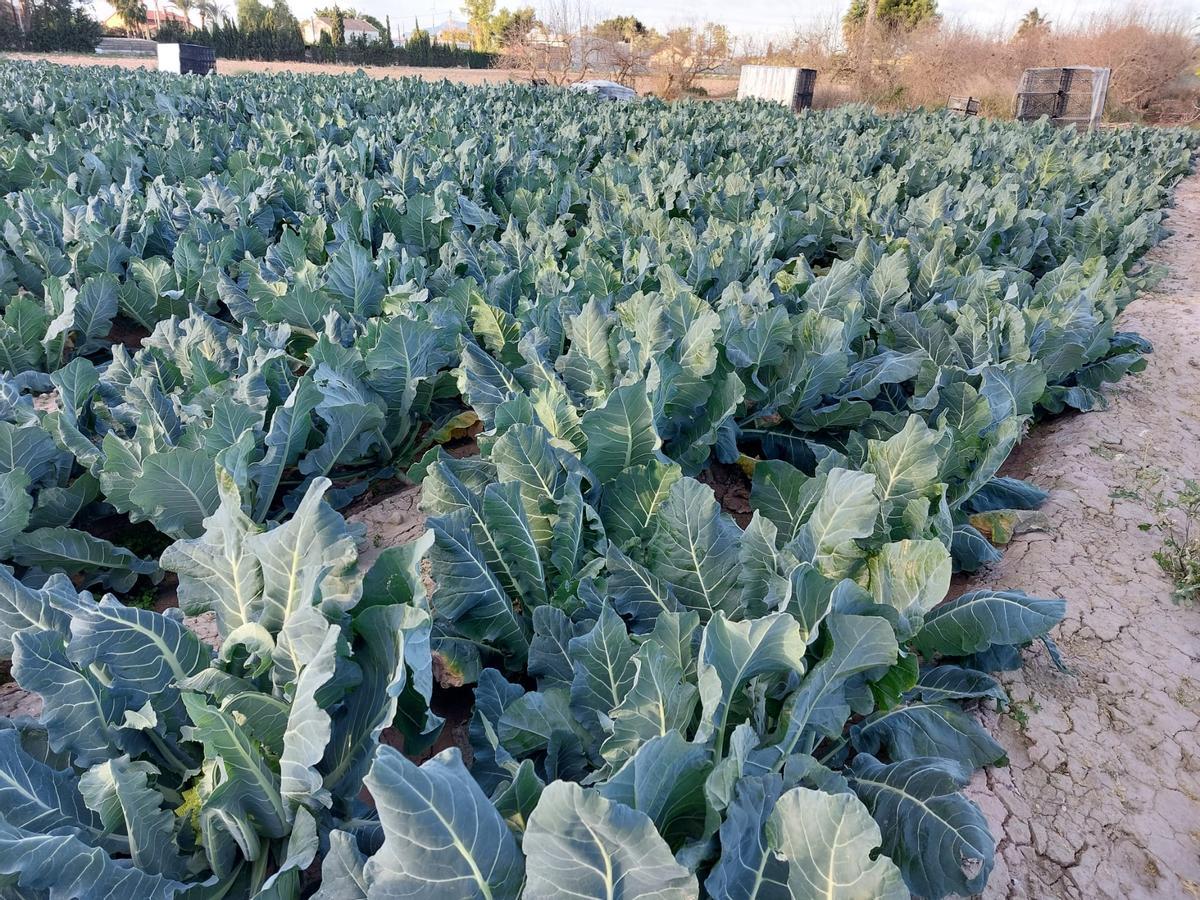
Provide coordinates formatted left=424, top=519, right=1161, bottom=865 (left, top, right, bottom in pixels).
left=301, top=15, right=381, bottom=44
left=103, top=8, right=189, bottom=32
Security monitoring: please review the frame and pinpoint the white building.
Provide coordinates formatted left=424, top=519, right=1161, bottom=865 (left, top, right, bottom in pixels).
left=301, top=16, right=382, bottom=44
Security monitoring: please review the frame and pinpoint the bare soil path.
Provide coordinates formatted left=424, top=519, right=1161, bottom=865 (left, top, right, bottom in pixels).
left=965, top=173, right=1200, bottom=899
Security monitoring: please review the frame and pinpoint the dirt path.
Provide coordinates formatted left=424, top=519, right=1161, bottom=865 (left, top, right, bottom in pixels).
left=964, top=173, right=1200, bottom=899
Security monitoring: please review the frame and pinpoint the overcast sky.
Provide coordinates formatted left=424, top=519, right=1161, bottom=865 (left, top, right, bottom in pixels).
left=96, top=0, right=1199, bottom=39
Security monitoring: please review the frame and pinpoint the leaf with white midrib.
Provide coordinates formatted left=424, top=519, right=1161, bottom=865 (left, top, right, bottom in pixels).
left=850, top=754, right=994, bottom=899
left=160, top=468, right=264, bottom=637
left=523, top=781, right=697, bottom=900
left=769, top=786, right=907, bottom=899
left=363, top=746, right=524, bottom=899
left=648, top=477, right=741, bottom=620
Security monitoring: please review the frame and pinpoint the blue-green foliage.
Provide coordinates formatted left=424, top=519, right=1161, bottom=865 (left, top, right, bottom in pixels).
left=0, top=60, right=1194, bottom=898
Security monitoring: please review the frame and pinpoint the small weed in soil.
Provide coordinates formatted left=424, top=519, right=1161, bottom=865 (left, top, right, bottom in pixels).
left=1007, top=697, right=1042, bottom=729
left=1118, top=469, right=1200, bottom=606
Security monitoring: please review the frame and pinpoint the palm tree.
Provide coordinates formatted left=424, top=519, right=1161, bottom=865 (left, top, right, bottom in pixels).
left=198, top=0, right=227, bottom=27
left=173, top=0, right=195, bottom=27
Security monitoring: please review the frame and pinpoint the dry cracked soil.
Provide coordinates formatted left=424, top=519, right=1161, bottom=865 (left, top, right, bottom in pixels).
left=963, top=172, right=1200, bottom=900
left=1, top=167, right=1198, bottom=900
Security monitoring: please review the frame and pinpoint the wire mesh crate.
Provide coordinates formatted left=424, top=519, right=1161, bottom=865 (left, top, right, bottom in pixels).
left=947, top=96, right=981, bottom=116
left=157, top=43, right=216, bottom=76
left=793, top=68, right=817, bottom=111
left=1014, top=66, right=1110, bottom=129
left=738, top=66, right=818, bottom=112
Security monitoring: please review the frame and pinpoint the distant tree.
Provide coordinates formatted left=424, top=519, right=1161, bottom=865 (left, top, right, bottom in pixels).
left=463, top=0, right=494, bottom=51
left=438, top=24, right=471, bottom=45
left=844, top=0, right=938, bottom=34
left=199, top=0, right=228, bottom=25
left=406, top=18, right=429, bottom=47
left=502, top=0, right=598, bottom=84
left=1015, top=7, right=1049, bottom=39
left=491, top=4, right=533, bottom=47
left=112, top=0, right=147, bottom=33
left=649, top=22, right=730, bottom=97
left=593, top=14, right=645, bottom=41
left=235, top=0, right=267, bottom=28
left=331, top=6, right=343, bottom=43
left=592, top=14, right=653, bottom=85
left=109, top=0, right=147, bottom=32
left=25, top=0, right=100, bottom=48
left=171, top=0, right=195, bottom=26
left=265, top=0, right=295, bottom=26
left=382, top=12, right=392, bottom=46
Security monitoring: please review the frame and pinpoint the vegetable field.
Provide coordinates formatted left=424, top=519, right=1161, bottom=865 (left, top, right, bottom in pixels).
left=0, top=60, right=1194, bottom=899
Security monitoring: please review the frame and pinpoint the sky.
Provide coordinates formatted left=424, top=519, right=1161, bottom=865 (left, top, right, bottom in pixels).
left=94, top=0, right=1199, bottom=40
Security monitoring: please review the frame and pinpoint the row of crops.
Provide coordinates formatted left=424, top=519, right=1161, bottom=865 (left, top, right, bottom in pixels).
left=0, top=60, right=1194, bottom=899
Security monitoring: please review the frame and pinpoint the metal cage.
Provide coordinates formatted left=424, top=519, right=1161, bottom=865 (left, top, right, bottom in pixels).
left=947, top=96, right=981, bottom=116
left=157, top=43, right=216, bottom=76
left=1014, top=66, right=1110, bottom=129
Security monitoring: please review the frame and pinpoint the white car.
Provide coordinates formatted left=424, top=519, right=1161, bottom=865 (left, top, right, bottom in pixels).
left=567, top=79, right=638, bottom=101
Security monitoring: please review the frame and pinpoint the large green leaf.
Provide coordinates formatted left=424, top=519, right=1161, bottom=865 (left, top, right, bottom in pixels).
left=568, top=602, right=636, bottom=732
left=10, top=527, right=156, bottom=590
left=244, top=477, right=359, bottom=633
left=523, top=781, right=697, bottom=899
left=181, top=692, right=289, bottom=845
left=694, top=611, right=806, bottom=747
left=851, top=699, right=1007, bottom=772
left=599, top=459, right=682, bottom=556
left=279, top=626, right=340, bottom=819
left=597, top=730, right=712, bottom=850
left=772, top=614, right=899, bottom=759
left=0, top=729, right=102, bottom=839
left=705, top=775, right=789, bottom=899
left=249, top=377, right=322, bottom=521
left=128, top=447, right=221, bottom=540
left=0, top=466, right=32, bottom=556
left=850, top=755, right=994, bottom=899
left=325, top=604, right=436, bottom=806
left=428, top=507, right=530, bottom=668
left=160, top=469, right=264, bottom=637
left=867, top=539, right=952, bottom=622
left=791, top=467, right=879, bottom=577
left=312, top=830, right=368, bottom=900
left=648, top=477, right=741, bottom=619
left=0, top=567, right=69, bottom=659
left=600, top=618, right=700, bottom=772
left=0, top=818, right=191, bottom=900
left=363, top=746, right=524, bottom=899
left=769, top=786, right=907, bottom=900
left=580, top=382, right=661, bottom=483
left=77, top=755, right=189, bottom=879
left=68, top=595, right=212, bottom=719
left=12, top=629, right=124, bottom=767
left=914, top=589, right=1065, bottom=658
